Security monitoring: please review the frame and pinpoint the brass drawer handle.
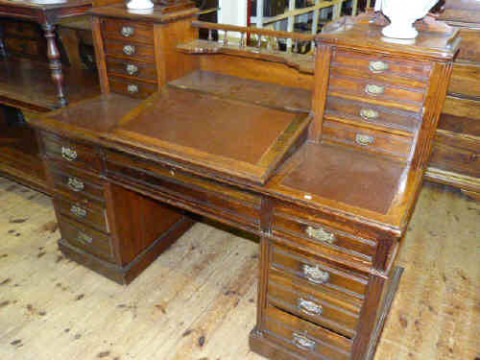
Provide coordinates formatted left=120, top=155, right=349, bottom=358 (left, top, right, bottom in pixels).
left=121, top=26, right=135, bottom=37
left=123, top=44, right=135, bottom=56
left=356, top=134, right=375, bottom=146
left=70, top=204, right=87, bottom=218
left=61, top=146, right=77, bottom=162
left=67, top=177, right=85, bottom=192
left=293, top=333, right=316, bottom=351
left=360, top=108, right=380, bottom=121
left=369, top=60, right=389, bottom=74
left=306, top=226, right=336, bottom=244
left=127, top=84, right=139, bottom=94
left=75, top=231, right=93, bottom=244
left=365, top=84, right=385, bottom=96
left=298, top=298, right=323, bottom=316
left=303, top=264, right=330, bottom=285
left=126, top=64, right=139, bottom=76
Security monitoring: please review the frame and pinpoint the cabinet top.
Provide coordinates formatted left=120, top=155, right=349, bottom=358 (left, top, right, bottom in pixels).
left=90, top=1, right=198, bottom=23
left=318, top=12, right=461, bottom=61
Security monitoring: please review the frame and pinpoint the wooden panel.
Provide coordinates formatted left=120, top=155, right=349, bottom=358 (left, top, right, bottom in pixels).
left=267, top=272, right=360, bottom=338
left=101, top=18, right=154, bottom=45
left=4, top=37, right=41, bottom=57
left=270, top=243, right=369, bottom=297
left=456, top=28, right=480, bottom=63
left=53, top=194, right=109, bottom=233
left=58, top=214, right=115, bottom=262
left=42, top=133, right=102, bottom=173
left=325, top=96, right=421, bottom=134
left=48, top=164, right=105, bottom=202
left=109, top=75, right=157, bottom=98
left=263, top=305, right=352, bottom=360
left=322, top=119, right=414, bottom=161
left=448, top=62, right=480, bottom=98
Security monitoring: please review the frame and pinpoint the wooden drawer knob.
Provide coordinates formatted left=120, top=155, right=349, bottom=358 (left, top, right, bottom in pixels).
left=123, top=45, right=136, bottom=56
left=61, top=146, right=77, bottom=162
left=298, top=298, right=323, bottom=316
left=126, top=64, right=139, bottom=76
left=306, top=226, right=336, bottom=244
left=293, top=333, right=316, bottom=351
left=369, top=60, right=389, bottom=73
left=70, top=204, right=87, bottom=219
left=303, top=264, right=330, bottom=285
left=360, top=108, right=380, bottom=121
left=121, top=26, right=135, bottom=37
left=365, top=84, right=385, bottom=96
left=355, top=134, right=375, bottom=146
left=67, top=177, right=85, bottom=192
left=127, top=84, right=139, bottom=94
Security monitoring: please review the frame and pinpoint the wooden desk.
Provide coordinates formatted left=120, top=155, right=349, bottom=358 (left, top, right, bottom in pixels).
left=30, top=5, right=459, bottom=360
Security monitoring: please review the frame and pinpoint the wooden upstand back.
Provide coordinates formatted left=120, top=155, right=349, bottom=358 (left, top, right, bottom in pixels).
left=30, top=4, right=459, bottom=360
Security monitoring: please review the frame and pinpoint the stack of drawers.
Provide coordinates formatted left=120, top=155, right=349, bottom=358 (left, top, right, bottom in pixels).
left=42, top=133, right=117, bottom=262
left=101, top=18, right=158, bottom=98
left=323, top=49, right=431, bottom=164
left=1, top=19, right=47, bottom=59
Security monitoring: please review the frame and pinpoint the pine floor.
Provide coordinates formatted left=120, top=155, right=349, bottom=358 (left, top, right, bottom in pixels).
left=0, top=177, right=479, bottom=360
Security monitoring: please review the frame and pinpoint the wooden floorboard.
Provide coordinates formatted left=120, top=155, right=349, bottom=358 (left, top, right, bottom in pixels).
left=0, top=177, right=479, bottom=360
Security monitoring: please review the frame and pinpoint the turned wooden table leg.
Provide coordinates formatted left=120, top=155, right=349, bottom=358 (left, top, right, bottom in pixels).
left=42, top=23, right=68, bottom=107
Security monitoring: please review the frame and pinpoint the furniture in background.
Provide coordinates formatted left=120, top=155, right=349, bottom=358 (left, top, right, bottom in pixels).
left=0, top=0, right=101, bottom=193
left=31, top=3, right=459, bottom=360
left=426, top=0, right=480, bottom=201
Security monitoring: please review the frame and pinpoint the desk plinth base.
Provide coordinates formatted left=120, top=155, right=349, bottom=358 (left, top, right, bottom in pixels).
left=58, top=216, right=195, bottom=285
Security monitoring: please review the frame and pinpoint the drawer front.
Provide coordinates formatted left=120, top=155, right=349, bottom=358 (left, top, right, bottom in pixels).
left=267, top=272, right=360, bottom=338
left=272, top=211, right=377, bottom=264
left=328, top=75, right=425, bottom=113
left=105, top=150, right=261, bottom=231
left=325, top=96, right=421, bottom=134
left=42, top=133, right=102, bottom=172
left=53, top=195, right=109, bottom=233
left=109, top=76, right=157, bottom=99
left=456, top=28, right=480, bottom=63
left=332, top=49, right=431, bottom=83
left=49, top=165, right=105, bottom=202
left=106, top=58, right=158, bottom=83
left=322, top=119, right=414, bottom=161
left=4, top=21, right=38, bottom=38
left=448, top=62, right=480, bottom=98
left=5, top=37, right=40, bottom=56
left=104, top=40, right=155, bottom=61
left=102, top=19, right=153, bottom=45
left=270, top=243, right=369, bottom=298
left=58, top=215, right=114, bottom=262
left=263, top=305, right=352, bottom=360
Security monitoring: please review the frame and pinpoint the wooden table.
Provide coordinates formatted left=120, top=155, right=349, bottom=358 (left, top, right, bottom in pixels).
left=0, top=0, right=92, bottom=107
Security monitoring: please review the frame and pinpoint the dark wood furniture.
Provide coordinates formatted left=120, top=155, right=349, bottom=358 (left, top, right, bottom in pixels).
left=426, top=0, right=480, bottom=201
left=30, top=5, right=459, bottom=360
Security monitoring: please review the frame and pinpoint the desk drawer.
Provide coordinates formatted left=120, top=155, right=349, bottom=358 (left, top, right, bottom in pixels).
left=49, top=165, right=105, bottom=202
left=325, top=96, right=421, bottom=134
left=104, top=150, right=261, bottom=231
left=53, top=194, right=109, bottom=233
left=104, top=40, right=155, bottom=61
left=272, top=210, right=377, bottom=265
left=267, top=271, right=360, bottom=338
left=58, top=215, right=114, bottom=262
left=322, top=119, right=414, bottom=161
left=42, top=133, right=102, bottom=172
left=5, top=37, right=41, bottom=57
left=109, top=76, right=157, bottom=99
left=270, top=243, right=369, bottom=298
left=106, top=58, right=158, bottom=83
left=102, top=18, right=153, bottom=45
left=263, top=305, right=352, bottom=360
left=332, top=49, right=431, bottom=83
left=328, top=75, right=425, bottom=113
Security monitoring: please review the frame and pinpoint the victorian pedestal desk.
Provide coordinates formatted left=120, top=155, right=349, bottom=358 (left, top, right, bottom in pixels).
left=30, top=5, right=459, bottom=360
